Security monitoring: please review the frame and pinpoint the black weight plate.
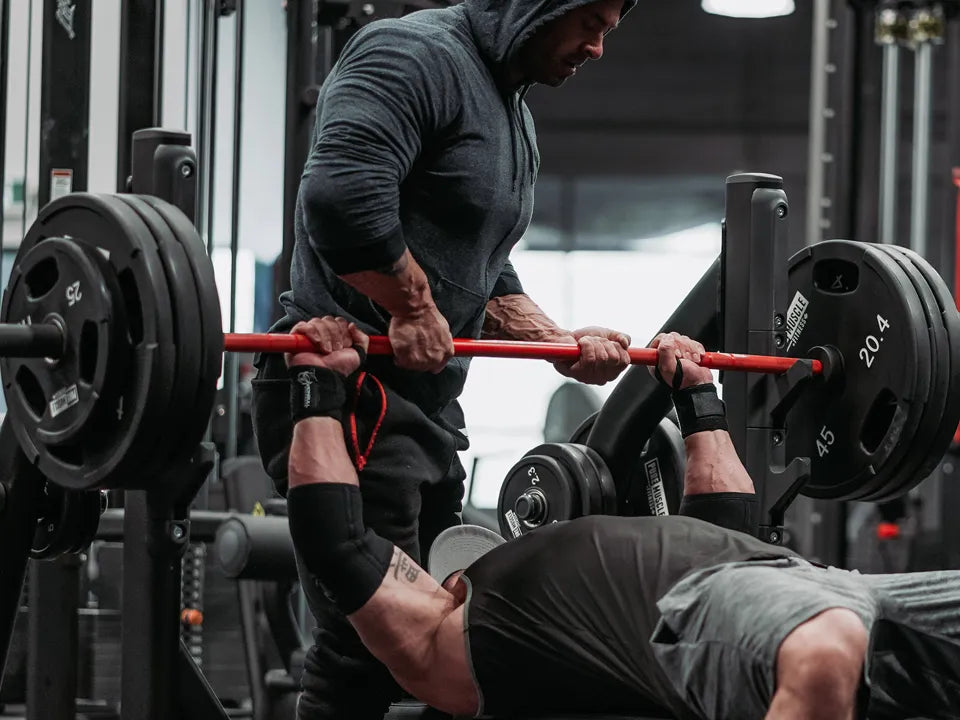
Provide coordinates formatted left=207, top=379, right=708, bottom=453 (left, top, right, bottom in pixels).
left=31, top=482, right=74, bottom=559
left=579, top=445, right=618, bottom=516
left=1, top=239, right=119, bottom=449
left=869, top=246, right=947, bottom=499
left=569, top=412, right=598, bottom=445
left=619, top=417, right=685, bottom=516
left=88, top=194, right=180, bottom=489
left=115, top=195, right=203, bottom=467
left=498, top=451, right=581, bottom=539
left=11, top=194, right=176, bottom=490
left=873, top=247, right=960, bottom=499
left=137, top=196, right=224, bottom=454
left=537, top=443, right=604, bottom=517
left=785, top=240, right=929, bottom=500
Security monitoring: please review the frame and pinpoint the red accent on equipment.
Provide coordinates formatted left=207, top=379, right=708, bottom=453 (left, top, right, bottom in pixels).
left=222, top=334, right=823, bottom=376
left=876, top=522, right=901, bottom=541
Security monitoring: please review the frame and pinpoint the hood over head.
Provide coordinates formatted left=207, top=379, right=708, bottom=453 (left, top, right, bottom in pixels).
left=462, top=0, right=637, bottom=79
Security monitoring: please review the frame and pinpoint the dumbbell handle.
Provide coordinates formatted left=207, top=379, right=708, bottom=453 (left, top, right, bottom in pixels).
left=223, top=334, right=823, bottom=375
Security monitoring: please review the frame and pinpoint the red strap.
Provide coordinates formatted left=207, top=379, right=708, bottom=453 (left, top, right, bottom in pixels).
left=348, top=372, right=388, bottom=472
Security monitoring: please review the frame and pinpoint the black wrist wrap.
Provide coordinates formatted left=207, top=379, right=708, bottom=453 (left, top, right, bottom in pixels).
left=288, top=366, right=348, bottom=423
left=679, top=492, right=759, bottom=535
left=286, top=483, right=394, bottom=615
left=672, top=383, right=728, bottom=438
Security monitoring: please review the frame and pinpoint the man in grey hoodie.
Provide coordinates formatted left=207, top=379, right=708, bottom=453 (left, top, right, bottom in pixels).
left=252, top=1, right=635, bottom=717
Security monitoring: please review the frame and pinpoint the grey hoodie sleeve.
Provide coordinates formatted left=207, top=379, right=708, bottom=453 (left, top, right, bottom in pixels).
left=490, top=259, right=524, bottom=299
left=299, top=26, right=459, bottom=275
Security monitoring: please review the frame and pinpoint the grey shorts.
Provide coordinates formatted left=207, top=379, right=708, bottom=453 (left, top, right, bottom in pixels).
left=650, top=557, right=960, bottom=720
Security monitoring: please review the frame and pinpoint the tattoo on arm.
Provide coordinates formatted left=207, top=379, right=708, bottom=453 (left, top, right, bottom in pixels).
left=389, top=547, right=421, bottom=584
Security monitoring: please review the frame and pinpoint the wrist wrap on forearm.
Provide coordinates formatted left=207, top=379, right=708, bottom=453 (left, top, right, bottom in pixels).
left=288, top=366, right=348, bottom=423
left=286, top=483, right=394, bottom=614
left=672, top=383, right=728, bottom=438
left=679, top=492, right=759, bottom=535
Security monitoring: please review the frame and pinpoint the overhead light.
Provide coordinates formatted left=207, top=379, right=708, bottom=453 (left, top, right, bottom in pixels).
left=702, top=0, right=795, bottom=18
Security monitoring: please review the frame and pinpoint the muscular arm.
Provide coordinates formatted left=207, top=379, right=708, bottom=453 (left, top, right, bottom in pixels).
left=682, top=430, right=755, bottom=496
left=651, top=333, right=758, bottom=533
left=482, top=292, right=572, bottom=342
left=288, top=419, right=477, bottom=715
left=678, top=427, right=759, bottom=535
left=299, top=27, right=456, bottom=277
left=339, top=249, right=434, bottom=319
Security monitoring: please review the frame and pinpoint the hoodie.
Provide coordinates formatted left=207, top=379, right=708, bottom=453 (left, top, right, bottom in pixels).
left=283, top=0, right=637, bottom=415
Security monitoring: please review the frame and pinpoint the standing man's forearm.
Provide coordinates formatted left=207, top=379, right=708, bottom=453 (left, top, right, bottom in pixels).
left=338, top=249, right=454, bottom=373
left=483, top=293, right=571, bottom=341
left=340, top=249, right=435, bottom=319
left=484, top=293, right=632, bottom=385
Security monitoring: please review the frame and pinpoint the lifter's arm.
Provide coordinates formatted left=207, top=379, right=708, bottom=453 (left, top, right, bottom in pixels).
left=284, top=319, right=477, bottom=715
left=650, top=333, right=758, bottom=534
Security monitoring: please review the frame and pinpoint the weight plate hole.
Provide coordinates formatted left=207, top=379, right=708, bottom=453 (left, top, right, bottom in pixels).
left=79, top=321, right=98, bottom=383
left=813, top=258, right=859, bottom=294
left=25, top=257, right=59, bottom=300
left=117, top=268, right=143, bottom=344
left=47, top=443, right=83, bottom=468
left=15, top=366, right=46, bottom=418
left=861, top=388, right=897, bottom=454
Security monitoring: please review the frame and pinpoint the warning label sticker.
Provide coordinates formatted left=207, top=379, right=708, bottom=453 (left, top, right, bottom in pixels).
left=50, top=169, right=73, bottom=201
left=784, top=290, right=809, bottom=352
left=505, top=510, right=522, bottom=539
left=644, top=458, right=669, bottom=516
left=49, top=384, right=79, bottom=418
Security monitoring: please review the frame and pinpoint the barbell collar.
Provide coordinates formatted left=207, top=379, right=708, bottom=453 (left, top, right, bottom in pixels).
left=0, top=322, right=64, bottom=359
left=222, top=333, right=824, bottom=376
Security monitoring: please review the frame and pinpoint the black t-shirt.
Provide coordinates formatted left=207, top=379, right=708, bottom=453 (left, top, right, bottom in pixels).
left=461, top=515, right=798, bottom=718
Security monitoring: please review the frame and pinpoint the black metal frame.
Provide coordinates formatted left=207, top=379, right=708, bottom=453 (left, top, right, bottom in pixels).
left=0, top=424, right=45, bottom=691
left=279, top=0, right=322, bottom=300
left=24, top=3, right=96, bottom=715
left=224, top=0, right=246, bottom=460
left=941, top=15, right=960, bottom=569
left=721, top=174, right=815, bottom=544
left=119, top=445, right=223, bottom=720
left=119, top=130, right=228, bottom=720
left=38, top=0, right=91, bottom=207
left=117, top=0, right=165, bottom=191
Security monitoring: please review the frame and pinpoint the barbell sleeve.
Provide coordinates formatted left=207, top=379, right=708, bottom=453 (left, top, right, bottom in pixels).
left=223, top=333, right=823, bottom=375
left=0, top=323, right=64, bottom=358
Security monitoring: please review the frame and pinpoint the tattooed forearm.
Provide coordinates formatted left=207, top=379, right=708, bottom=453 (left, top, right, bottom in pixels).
left=389, top=547, right=422, bottom=584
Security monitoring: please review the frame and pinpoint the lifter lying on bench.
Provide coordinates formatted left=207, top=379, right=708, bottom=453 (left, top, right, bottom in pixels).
left=285, top=317, right=960, bottom=720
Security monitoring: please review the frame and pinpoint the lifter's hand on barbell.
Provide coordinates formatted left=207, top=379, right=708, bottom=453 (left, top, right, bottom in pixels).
left=388, top=303, right=455, bottom=375
left=552, top=326, right=632, bottom=386
left=285, top=317, right=370, bottom=377
left=649, top=332, right=714, bottom=389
